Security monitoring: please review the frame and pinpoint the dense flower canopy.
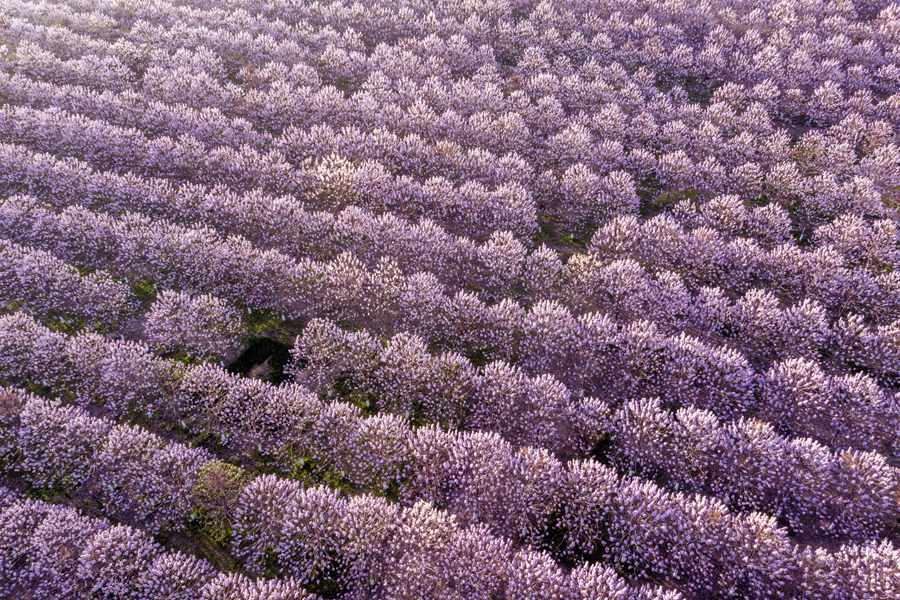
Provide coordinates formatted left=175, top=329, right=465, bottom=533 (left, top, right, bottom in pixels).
left=0, top=0, right=897, bottom=599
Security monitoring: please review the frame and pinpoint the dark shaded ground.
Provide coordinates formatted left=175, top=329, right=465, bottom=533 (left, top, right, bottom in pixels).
left=226, top=336, right=293, bottom=384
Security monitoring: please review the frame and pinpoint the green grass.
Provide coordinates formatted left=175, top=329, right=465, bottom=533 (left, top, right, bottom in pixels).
left=131, top=278, right=158, bottom=303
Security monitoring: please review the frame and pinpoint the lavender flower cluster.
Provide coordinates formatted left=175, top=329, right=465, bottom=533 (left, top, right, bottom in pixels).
left=0, top=237, right=136, bottom=330
left=3, top=195, right=896, bottom=452
left=0, top=0, right=898, bottom=597
left=0, top=385, right=673, bottom=600
left=0, top=314, right=896, bottom=599
left=0, top=484, right=320, bottom=600
left=143, top=289, right=244, bottom=361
